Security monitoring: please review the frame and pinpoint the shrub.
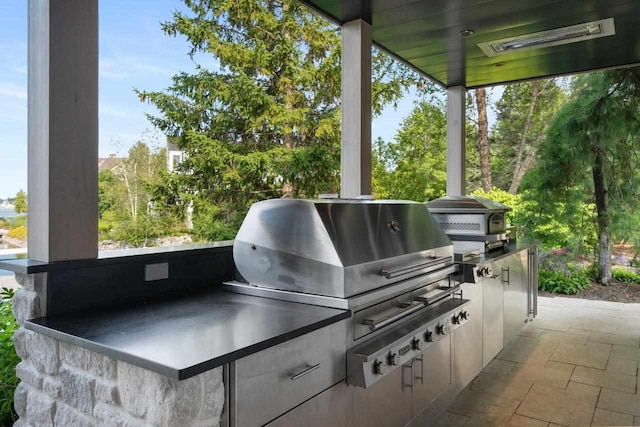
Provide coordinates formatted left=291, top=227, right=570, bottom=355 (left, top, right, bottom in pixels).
left=6, top=226, right=27, bottom=241
left=585, top=264, right=600, bottom=281
left=471, top=187, right=520, bottom=224
left=0, top=288, right=19, bottom=425
left=612, top=268, right=640, bottom=284
left=7, top=216, right=26, bottom=229
left=538, top=268, right=590, bottom=295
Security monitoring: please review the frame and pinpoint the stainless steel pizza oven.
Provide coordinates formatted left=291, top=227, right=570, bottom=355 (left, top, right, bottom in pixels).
left=426, top=195, right=512, bottom=253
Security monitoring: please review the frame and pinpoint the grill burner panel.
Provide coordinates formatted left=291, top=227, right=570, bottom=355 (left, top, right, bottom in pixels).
left=348, top=298, right=470, bottom=388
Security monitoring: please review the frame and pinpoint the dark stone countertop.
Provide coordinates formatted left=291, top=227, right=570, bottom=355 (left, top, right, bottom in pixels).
left=455, top=241, right=538, bottom=266
left=25, top=290, right=351, bottom=380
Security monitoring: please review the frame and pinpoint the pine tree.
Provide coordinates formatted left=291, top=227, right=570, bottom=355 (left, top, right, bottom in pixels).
left=524, top=68, right=640, bottom=284
left=139, top=0, right=429, bottom=241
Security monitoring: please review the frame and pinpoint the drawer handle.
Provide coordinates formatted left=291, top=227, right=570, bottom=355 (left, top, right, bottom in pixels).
left=291, top=363, right=320, bottom=381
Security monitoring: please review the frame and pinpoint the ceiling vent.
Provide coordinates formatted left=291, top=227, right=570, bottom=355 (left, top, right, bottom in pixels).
left=478, top=18, right=615, bottom=57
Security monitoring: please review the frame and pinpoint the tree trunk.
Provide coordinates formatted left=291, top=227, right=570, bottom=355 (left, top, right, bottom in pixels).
left=510, top=133, right=544, bottom=195
left=476, top=88, right=492, bottom=191
left=592, top=137, right=612, bottom=285
left=509, top=81, right=542, bottom=195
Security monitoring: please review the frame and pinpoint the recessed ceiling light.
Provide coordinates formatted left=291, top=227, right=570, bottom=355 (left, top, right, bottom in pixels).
left=459, top=29, right=475, bottom=37
left=478, top=18, right=615, bottom=57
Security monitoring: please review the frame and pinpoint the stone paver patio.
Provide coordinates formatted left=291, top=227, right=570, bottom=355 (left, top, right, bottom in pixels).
left=434, top=296, right=640, bottom=427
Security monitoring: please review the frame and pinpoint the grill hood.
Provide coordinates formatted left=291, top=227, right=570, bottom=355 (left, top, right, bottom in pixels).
left=233, top=199, right=453, bottom=298
left=426, top=195, right=512, bottom=214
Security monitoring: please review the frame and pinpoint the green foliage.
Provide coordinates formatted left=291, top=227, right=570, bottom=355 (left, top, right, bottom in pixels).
left=470, top=188, right=520, bottom=224
left=139, top=0, right=431, bottom=240
left=0, top=289, right=19, bottom=425
left=5, top=216, right=26, bottom=229
left=98, top=141, right=182, bottom=246
left=13, top=190, right=27, bottom=214
left=372, top=102, right=447, bottom=201
left=521, top=68, right=640, bottom=281
left=491, top=80, right=566, bottom=193
left=538, top=249, right=591, bottom=294
left=612, top=268, right=640, bottom=284
left=518, top=189, right=597, bottom=253
left=538, top=269, right=590, bottom=295
left=6, top=226, right=27, bottom=241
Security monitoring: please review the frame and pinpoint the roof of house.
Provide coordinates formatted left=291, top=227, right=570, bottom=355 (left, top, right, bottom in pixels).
left=98, top=154, right=123, bottom=173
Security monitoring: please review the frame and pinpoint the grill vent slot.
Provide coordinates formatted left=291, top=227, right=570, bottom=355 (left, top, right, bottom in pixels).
left=440, top=222, right=481, bottom=231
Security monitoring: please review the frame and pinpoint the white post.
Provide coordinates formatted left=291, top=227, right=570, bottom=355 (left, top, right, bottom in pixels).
left=341, top=19, right=372, bottom=198
left=446, top=86, right=466, bottom=196
left=28, top=0, right=99, bottom=262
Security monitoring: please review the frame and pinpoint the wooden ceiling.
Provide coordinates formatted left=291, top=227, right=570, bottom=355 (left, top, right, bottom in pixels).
left=298, top=0, right=640, bottom=88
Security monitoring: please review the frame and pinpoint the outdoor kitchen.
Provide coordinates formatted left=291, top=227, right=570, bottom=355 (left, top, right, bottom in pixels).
left=1, top=196, right=537, bottom=427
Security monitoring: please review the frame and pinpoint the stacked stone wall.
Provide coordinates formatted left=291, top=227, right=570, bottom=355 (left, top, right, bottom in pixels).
left=12, top=273, right=224, bottom=427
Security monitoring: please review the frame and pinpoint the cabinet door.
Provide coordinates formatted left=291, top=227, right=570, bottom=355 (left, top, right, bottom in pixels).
left=354, top=363, right=413, bottom=427
left=235, top=320, right=347, bottom=427
left=265, top=382, right=353, bottom=427
left=412, top=334, right=452, bottom=417
left=503, top=252, right=529, bottom=347
left=483, top=261, right=504, bottom=367
left=453, top=282, right=483, bottom=392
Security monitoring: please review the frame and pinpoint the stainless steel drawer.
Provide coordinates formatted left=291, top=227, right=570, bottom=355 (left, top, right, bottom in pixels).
left=265, top=382, right=353, bottom=427
left=234, top=320, right=348, bottom=427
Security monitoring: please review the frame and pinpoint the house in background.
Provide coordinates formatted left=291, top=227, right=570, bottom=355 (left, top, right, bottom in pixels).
left=166, top=138, right=192, bottom=229
left=166, top=140, right=184, bottom=172
left=97, top=153, right=123, bottom=173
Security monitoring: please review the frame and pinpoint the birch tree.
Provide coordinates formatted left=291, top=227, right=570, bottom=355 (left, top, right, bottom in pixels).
left=492, top=79, right=566, bottom=193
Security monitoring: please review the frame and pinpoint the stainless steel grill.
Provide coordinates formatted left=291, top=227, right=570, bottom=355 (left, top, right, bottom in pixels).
left=227, top=198, right=472, bottom=398
left=233, top=199, right=455, bottom=298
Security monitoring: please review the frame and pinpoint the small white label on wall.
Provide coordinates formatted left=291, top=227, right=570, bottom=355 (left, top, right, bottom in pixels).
left=145, top=262, right=169, bottom=281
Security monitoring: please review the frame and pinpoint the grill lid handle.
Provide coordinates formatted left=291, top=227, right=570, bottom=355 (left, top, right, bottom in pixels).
left=380, top=256, right=451, bottom=279
left=363, top=302, right=424, bottom=331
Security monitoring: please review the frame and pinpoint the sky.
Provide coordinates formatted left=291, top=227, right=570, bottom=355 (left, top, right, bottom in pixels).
left=0, top=1, right=500, bottom=200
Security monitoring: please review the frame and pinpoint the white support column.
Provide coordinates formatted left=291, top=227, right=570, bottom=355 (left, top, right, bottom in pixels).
left=28, top=0, right=99, bottom=262
left=446, top=86, right=466, bottom=196
left=341, top=19, right=372, bottom=198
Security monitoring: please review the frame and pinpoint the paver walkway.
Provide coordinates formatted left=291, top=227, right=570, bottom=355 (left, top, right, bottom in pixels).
left=434, top=296, right=640, bottom=427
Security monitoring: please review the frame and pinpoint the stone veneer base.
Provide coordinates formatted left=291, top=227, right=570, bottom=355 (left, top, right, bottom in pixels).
left=11, top=273, right=225, bottom=427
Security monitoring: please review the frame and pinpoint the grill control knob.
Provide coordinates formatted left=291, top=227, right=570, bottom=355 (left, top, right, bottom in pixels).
left=436, top=323, right=449, bottom=336
left=373, top=360, right=386, bottom=375
left=389, top=352, right=400, bottom=366
left=478, top=265, right=493, bottom=278
left=452, top=314, right=461, bottom=324
left=460, top=310, right=469, bottom=320
left=424, top=330, right=433, bottom=342
left=412, top=337, right=423, bottom=351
